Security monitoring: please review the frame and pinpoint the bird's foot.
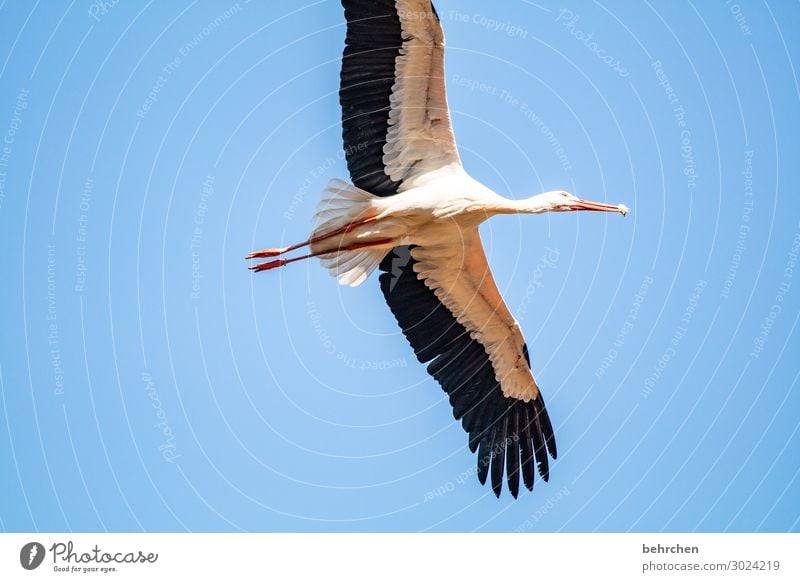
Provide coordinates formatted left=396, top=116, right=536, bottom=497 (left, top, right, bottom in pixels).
left=246, top=247, right=290, bottom=259
left=248, top=259, right=288, bottom=272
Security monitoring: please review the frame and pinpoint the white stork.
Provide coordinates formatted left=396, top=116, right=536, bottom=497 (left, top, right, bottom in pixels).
left=248, top=0, right=627, bottom=497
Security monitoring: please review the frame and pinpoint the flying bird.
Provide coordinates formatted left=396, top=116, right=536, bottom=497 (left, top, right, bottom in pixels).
left=248, top=0, right=627, bottom=497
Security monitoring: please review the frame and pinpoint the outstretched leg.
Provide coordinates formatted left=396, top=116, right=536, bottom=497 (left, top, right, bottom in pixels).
left=246, top=215, right=379, bottom=260
left=249, top=238, right=393, bottom=273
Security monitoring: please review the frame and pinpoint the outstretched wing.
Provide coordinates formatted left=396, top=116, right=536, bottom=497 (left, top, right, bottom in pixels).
left=341, top=0, right=556, bottom=497
left=340, top=0, right=462, bottom=198
left=378, top=232, right=557, bottom=498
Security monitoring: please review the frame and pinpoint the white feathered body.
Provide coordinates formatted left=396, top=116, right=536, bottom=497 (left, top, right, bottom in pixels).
left=310, top=174, right=540, bottom=403
left=312, top=172, right=499, bottom=254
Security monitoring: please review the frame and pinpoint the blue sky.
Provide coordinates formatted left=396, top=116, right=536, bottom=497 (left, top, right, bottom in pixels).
left=0, top=0, right=798, bottom=532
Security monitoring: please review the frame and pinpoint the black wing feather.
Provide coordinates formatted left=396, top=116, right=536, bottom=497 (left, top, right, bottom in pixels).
left=340, top=0, right=404, bottom=197
left=491, top=415, right=508, bottom=497
left=506, top=412, right=521, bottom=498
left=520, top=408, right=536, bottom=491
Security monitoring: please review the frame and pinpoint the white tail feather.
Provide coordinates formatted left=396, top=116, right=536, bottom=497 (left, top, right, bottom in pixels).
left=313, top=179, right=376, bottom=234
left=320, top=249, right=386, bottom=287
left=314, top=179, right=387, bottom=286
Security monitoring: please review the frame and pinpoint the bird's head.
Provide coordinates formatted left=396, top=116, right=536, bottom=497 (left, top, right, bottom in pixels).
left=537, top=191, right=628, bottom=215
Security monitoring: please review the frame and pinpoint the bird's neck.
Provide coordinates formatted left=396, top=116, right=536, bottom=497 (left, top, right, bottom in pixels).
left=490, top=194, right=553, bottom=215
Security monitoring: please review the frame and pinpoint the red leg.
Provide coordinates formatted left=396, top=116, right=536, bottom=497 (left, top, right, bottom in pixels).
left=246, top=215, right=380, bottom=260
left=249, top=238, right=393, bottom=273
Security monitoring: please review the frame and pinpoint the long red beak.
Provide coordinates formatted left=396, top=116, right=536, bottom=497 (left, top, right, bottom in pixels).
left=570, top=199, right=628, bottom=215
